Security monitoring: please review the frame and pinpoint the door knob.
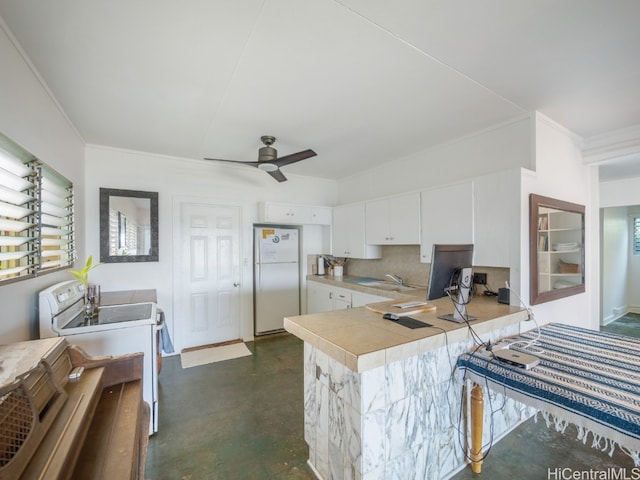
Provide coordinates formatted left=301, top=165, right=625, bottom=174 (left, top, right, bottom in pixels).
left=233, top=282, right=240, bottom=287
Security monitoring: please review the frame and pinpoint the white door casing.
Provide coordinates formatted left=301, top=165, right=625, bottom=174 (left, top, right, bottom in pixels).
left=175, top=202, right=241, bottom=350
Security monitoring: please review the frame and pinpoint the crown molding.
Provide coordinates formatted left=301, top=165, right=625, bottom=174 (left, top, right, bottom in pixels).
left=582, top=124, right=640, bottom=164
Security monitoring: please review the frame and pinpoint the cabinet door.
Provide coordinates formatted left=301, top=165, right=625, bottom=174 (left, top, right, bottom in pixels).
left=473, top=171, right=517, bottom=267
left=365, top=198, right=390, bottom=244
left=263, top=203, right=311, bottom=224
left=307, top=282, right=335, bottom=314
left=420, top=182, right=474, bottom=262
left=365, top=193, right=420, bottom=245
left=332, top=287, right=352, bottom=309
left=310, top=207, right=332, bottom=225
left=332, top=204, right=381, bottom=259
left=351, top=291, right=390, bottom=307
left=388, top=193, right=420, bottom=244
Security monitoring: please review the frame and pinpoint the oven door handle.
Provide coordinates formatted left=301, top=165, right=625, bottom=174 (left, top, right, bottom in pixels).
left=156, top=307, right=165, bottom=328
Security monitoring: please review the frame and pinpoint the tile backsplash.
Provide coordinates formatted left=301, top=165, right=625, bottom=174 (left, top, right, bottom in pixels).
left=312, top=245, right=509, bottom=293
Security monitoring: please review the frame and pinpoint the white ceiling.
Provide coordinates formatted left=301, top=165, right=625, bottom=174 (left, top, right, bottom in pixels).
left=0, top=0, right=639, bottom=181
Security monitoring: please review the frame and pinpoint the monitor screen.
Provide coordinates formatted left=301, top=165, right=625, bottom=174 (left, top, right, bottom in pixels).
left=426, top=244, right=474, bottom=301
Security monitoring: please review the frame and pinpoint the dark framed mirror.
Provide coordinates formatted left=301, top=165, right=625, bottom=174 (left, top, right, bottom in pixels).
left=100, top=188, right=158, bottom=263
left=529, top=194, right=585, bottom=305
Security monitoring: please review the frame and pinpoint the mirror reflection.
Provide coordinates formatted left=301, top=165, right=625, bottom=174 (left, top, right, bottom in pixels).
left=110, top=196, right=151, bottom=256
left=100, top=188, right=158, bottom=263
left=530, top=194, right=585, bottom=305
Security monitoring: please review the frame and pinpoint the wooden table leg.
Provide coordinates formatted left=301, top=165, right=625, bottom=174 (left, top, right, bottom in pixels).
left=470, top=383, right=484, bottom=473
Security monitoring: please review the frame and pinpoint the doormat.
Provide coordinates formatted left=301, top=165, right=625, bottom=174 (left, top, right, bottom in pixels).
left=180, top=341, right=252, bottom=369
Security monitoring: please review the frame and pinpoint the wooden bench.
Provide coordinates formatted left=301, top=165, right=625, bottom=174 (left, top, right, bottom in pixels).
left=0, top=338, right=149, bottom=480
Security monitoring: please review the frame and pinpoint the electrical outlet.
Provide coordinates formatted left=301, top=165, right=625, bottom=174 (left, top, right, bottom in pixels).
left=473, top=272, right=487, bottom=285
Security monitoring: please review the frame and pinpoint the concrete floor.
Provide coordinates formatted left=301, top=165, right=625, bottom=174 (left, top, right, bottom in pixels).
left=145, top=316, right=639, bottom=479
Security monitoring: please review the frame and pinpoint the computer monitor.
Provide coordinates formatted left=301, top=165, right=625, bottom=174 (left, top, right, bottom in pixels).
left=426, top=244, right=475, bottom=322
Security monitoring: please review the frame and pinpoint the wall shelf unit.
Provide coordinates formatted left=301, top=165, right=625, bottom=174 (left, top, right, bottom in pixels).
left=530, top=194, right=585, bottom=305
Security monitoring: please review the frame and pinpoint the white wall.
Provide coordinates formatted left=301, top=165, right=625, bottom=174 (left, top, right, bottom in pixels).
left=84, top=145, right=338, bottom=349
left=601, top=177, right=640, bottom=208
left=627, top=206, right=640, bottom=312
left=600, top=177, right=640, bottom=321
left=520, top=113, right=598, bottom=330
left=337, top=115, right=533, bottom=204
left=601, top=206, right=629, bottom=323
left=0, top=21, right=85, bottom=342
left=337, top=111, right=598, bottom=330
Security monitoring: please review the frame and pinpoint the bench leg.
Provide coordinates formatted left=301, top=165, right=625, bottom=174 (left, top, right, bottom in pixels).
left=470, top=383, right=484, bottom=473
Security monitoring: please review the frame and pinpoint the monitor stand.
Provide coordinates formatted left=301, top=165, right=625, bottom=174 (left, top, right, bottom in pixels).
left=438, top=267, right=477, bottom=323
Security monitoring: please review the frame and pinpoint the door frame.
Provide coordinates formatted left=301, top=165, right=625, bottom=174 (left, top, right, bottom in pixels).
left=172, top=195, right=249, bottom=352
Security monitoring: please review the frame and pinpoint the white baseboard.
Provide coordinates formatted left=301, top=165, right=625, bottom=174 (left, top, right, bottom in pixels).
left=603, top=305, right=640, bottom=325
left=603, top=306, right=629, bottom=325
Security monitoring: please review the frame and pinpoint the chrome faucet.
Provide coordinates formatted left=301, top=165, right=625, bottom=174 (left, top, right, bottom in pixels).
left=385, top=274, right=404, bottom=286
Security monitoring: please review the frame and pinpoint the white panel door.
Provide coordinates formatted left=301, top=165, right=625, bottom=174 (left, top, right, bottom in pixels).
left=177, top=202, right=241, bottom=349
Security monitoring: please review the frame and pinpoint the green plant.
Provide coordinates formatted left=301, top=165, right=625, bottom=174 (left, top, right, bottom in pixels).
left=69, top=255, right=101, bottom=285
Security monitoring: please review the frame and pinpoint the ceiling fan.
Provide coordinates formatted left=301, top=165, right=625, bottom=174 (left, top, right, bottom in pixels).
left=204, top=135, right=316, bottom=182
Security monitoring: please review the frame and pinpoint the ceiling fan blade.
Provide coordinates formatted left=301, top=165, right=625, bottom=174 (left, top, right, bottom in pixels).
left=203, top=158, right=260, bottom=167
left=267, top=168, right=288, bottom=183
left=273, top=149, right=317, bottom=167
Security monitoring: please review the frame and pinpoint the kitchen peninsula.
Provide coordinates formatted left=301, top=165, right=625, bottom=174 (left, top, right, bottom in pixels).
left=284, top=292, right=535, bottom=479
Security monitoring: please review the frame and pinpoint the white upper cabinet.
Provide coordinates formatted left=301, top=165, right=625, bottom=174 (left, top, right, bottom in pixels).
left=258, top=202, right=331, bottom=225
left=365, top=192, right=420, bottom=245
left=420, top=181, right=474, bottom=263
left=473, top=170, right=518, bottom=267
left=332, top=203, right=381, bottom=259
left=310, top=207, right=332, bottom=225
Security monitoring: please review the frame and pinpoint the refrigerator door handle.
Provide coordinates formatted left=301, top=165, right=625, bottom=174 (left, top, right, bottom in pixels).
left=257, top=265, right=262, bottom=290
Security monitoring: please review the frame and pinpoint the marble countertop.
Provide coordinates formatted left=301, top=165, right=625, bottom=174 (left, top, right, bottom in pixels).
left=285, top=294, right=528, bottom=372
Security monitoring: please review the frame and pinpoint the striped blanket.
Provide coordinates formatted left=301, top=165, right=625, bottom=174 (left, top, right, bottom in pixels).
left=457, top=323, right=640, bottom=465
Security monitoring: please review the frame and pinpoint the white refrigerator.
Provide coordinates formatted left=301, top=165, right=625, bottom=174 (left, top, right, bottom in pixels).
left=254, top=226, right=300, bottom=335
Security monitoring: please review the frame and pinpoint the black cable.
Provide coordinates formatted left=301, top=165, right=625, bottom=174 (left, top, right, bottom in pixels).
left=455, top=349, right=502, bottom=466
left=445, top=269, right=487, bottom=347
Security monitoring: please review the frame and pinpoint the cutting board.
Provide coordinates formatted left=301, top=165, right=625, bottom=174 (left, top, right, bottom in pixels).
left=365, top=299, right=436, bottom=316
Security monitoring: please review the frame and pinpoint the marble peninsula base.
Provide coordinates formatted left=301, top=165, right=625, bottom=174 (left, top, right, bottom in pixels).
left=302, top=322, right=536, bottom=479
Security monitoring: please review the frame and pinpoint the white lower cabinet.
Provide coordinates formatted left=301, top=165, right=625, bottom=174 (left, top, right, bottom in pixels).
left=333, top=290, right=352, bottom=310
left=307, top=281, right=390, bottom=314
left=307, top=282, right=335, bottom=313
left=351, top=291, right=389, bottom=307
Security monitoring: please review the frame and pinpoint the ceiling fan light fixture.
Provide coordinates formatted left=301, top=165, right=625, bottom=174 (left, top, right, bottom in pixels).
left=204, top=135, right=315, bottom=183
left=257, top=162, right=278, bottom=172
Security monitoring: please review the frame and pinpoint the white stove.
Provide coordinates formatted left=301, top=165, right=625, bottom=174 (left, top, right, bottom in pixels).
left=39, top=280, right=159, bottom=434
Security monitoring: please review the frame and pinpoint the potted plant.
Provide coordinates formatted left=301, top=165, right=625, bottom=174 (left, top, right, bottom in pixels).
left=70, top=256, right=102, bottom=317
left=69, top=255, right=101, bottom=285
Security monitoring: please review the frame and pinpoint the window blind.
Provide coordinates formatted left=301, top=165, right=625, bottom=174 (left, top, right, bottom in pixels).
left=0, top=132, right=74, bottom=284
left=634, top=217, right=640, bottom=256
